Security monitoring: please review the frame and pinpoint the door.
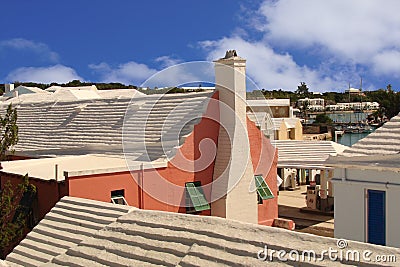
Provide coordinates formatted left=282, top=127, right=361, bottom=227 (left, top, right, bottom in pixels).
left=367, top=190, right=386, bottom=245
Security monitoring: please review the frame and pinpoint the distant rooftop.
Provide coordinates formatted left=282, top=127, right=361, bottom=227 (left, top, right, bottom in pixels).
left=4, top=196, right=399, bottom=266
left=247, top=99, right=290, bottom=107
left=0, top=90, right=213, bottom=159
left=337, top=113, right=400, bottom=157
left=271, top=140, right=348, bottom=169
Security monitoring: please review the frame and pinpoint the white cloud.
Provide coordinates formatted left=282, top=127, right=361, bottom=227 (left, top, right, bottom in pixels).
left=154, top=56, right=182, bottom=68
left=6, top=65, right=83, bottom=83
left=259, top=0, right=400, bottom=71
left=0, top=38, right=59, bottom=62
left=200, top=36, right=342, bottom=91
left=199, top=0, right=400, bottom=90
left=89, top=59, right=213, bottom=88
left=372, top=50, right=400, bottom=77
left=89, top=61, right=157, bottom=85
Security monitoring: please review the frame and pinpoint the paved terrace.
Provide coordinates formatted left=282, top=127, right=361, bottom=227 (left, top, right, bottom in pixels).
left=3, top=197, right=400, bottom=266
left=278, top=185, right=334, bottom=237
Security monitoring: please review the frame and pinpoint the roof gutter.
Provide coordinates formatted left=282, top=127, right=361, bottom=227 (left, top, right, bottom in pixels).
left=63, top=161, right=167, bottom=179
left=331, top=177, right=400, bottom=189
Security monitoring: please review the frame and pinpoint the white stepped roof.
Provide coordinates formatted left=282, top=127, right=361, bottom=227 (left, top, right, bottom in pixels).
left=96, top=89, right=146, bottom=99
left=45, top=85, right=97, bottom=92
left=0, top=91, right=213, bottom=160
left=247, top=98, right=290, bottom=107
left=271, top=140, right=348, bottom=168
left=339, top=113, right=400, bottom=157
left=4, top=196, right=399, bottom=266
left=4, top=197, right=132, bottom=267
left=327, top=113, right=400, bottom=169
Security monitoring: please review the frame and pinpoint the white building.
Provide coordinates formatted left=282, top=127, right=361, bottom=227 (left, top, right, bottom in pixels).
left=345, top=87, right=362, bottom=95
left=297, top=98, right=325, bottom=111
left=327, top=113, right=400, bottom=247
left=247, top=98, right=294, bottom=118
left=336, top=102, right=380, bottom=111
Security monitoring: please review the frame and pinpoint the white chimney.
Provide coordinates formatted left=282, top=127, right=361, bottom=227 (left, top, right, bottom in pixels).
left=5, top=83, right=14, bottom=93
left=211, top=50, right=258, bottom=224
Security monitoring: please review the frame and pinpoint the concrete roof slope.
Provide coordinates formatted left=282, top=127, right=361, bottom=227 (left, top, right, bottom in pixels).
left=247, top=99, right=290, bottom=107
left=2, top=86, right=47, bottom=98
left=4, top=197, right=133, bottom=267
left=0, top=154, right=168, bottom=181
left=0, top=91, right=213, bottom=159
left=327, top=154, right=400, bottom=172
left=45, top=85, right=97, bottom=92
left=338, top=113, right=400, bottom=157
left=96, top=89, right=146, bottom=99
left=5, top=198, right=394, bottom=266
left=271, top=140, right=348, bottom=168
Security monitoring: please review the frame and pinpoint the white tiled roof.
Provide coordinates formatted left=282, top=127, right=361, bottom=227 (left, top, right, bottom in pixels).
left=247, top=99, right=290, bottom=107
left=339, top=113, right=400, bottom=157
left=4, top=197, right=133, bottom=267
left=271, top=140, right=348, bottom=168
left=4, top=196, right=399, bottom=266
left=0, top=91, right=213, bottom=160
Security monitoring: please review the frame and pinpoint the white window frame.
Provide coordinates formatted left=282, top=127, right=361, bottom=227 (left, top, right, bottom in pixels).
left=111, top=196, right=128, bottom=205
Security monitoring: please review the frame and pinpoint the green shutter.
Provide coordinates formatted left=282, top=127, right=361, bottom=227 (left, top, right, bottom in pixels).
left=185, top=182, right=210, bottom=212
left=255, top=175, right=274, bottom=200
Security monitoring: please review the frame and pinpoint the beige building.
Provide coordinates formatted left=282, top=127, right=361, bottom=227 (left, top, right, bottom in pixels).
left=247, top=98, right=292, bottom=118
left=247, top=99, right=303, bottom=140
left=271, top=118, right=303, bottom=140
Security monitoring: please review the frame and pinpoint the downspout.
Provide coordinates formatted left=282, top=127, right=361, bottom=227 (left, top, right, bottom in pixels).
left=137, top=165, right=142, bottom=209
left=141, top=163, right=144, bottom=209
left=55, top=164, right=60, bottom=201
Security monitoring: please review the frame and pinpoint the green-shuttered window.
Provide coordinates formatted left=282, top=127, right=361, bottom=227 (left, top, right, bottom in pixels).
left=255, top=175, right=274, bottom=200
left=185, top=182, right=210, bottom=213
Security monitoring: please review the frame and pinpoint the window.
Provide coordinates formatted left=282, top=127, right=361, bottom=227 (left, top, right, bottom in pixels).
left=255, top=175, right=274, bottom=204
left=111, top=189, right=128, bottom=205
left=185, top=181, right=210, bottom=213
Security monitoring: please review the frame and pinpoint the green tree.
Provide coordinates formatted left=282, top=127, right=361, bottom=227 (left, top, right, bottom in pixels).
left=295, top=82, right=310, bottom=97
left=315, top=113, right=333, bottom=124
left=0, top=103, right=32, bottom=259
left=0, top=104, right=18, bottom=160
left=0, top=175, right=36, bottom=258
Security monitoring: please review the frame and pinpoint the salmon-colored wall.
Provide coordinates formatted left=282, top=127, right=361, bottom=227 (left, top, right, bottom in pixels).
left=246, top=118, right=279, bottom=226
left=141, top=92, right=220, bottom=215
left=68, top=171, right=140, bottom=207
left=67, top=91, right=278, bottom=224
left=0, top=174, right=68, bottom=220
left=68, top=92, right=220, bottom=216
left=4, top=91, right=278, bottom=226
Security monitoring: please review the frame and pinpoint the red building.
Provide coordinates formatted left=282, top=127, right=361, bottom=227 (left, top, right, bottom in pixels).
left=1, top=51, right=281, bottom=231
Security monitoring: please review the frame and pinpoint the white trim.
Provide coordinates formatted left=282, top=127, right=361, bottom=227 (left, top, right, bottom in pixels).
left=64, top=161, right=168, bottom=178
left=111, top=196, right=128, bottom=205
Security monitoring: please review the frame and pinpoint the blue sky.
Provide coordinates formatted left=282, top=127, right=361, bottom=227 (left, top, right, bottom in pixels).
left=1, top=0, right=400, bottom=92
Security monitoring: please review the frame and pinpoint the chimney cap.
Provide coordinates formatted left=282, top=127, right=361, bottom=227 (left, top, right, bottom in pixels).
left=224, top=50, right=237, bottom=58
left=216, top=50, right=245, bottom=62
